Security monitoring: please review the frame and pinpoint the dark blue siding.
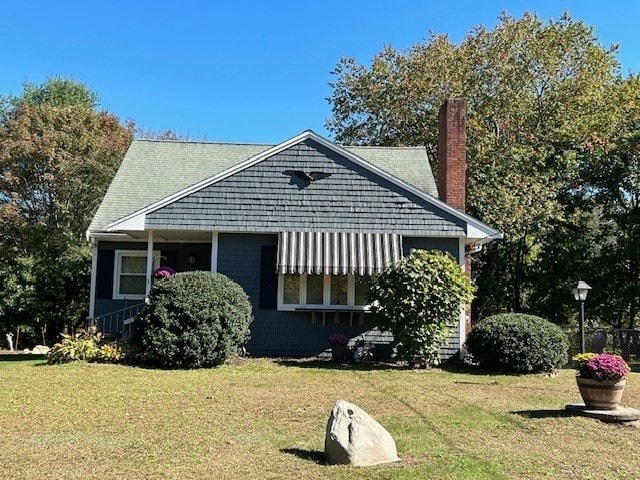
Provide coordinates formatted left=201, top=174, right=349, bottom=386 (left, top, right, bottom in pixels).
left=217, top=233, right=393, bottom=357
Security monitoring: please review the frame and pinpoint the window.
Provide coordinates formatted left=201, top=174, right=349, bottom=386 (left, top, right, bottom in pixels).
left=354, top=275, right=370, bottom=306
left=306, top=275, right=324, bottom=305
left=113, top=250, right=160, bottom=299
left=278, top=274, right=371, bottom=311
left=282, top=275, right=301, bottom=304
left=330, top=275, right=348, bottom=305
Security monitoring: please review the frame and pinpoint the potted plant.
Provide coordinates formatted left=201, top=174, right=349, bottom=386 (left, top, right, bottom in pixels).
left=572, top=352, right=630, bottom=410
left=153, top=266, right=176, bottom=280
left=329, top=334, right=348, bottom=363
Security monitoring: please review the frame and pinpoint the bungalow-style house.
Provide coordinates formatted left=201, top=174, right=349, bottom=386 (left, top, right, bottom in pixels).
left=87, top=100, right=500, bottom=359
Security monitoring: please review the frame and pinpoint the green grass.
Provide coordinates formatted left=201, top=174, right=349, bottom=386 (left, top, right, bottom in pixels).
left=0, top=356, right=638, bottom=479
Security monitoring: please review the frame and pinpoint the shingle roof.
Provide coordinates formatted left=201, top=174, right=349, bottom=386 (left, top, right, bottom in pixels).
left=89, top=137, right=437, bottom=233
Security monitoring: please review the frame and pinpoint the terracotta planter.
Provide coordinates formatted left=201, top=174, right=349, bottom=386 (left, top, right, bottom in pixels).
left=576, top=377, right=626, bottom=410
left=331, top=344, right=347, bottom=363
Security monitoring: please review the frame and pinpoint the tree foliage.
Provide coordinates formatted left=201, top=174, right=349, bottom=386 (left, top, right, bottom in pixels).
left=528, top=75, right=640, bottom=334
left=369, top=250, right=474, bottom=367
left=327, top=12, right=634, bottom=322
left=0, top=77, right=133, bottom=344
left=134, top=127, right=190, bottom=141
left=22, top=77, right=98, bottom=109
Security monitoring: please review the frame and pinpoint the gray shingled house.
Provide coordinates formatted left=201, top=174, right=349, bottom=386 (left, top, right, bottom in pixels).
left=87, top=100, right=500, bottom=359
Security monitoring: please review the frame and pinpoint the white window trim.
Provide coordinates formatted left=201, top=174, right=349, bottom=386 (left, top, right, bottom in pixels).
left=277, top=273, right=370, bottom=311
left=113, top=250, right=160, bottom=300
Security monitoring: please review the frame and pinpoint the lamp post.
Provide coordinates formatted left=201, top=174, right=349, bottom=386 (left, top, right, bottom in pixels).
left=572, top=281, right=592, bottom=354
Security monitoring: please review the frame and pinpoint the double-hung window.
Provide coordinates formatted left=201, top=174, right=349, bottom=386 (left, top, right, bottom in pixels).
left=278, top=274, right=371, bottom=311
left=113, top=250, right=160, bottom=299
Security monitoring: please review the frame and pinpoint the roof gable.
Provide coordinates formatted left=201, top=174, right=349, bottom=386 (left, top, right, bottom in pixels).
left=104, top=130, right=439, bottom=231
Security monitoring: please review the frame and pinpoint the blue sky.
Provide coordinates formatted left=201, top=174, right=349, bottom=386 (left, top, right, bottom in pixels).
left=2, top=1, right=639, bottom=143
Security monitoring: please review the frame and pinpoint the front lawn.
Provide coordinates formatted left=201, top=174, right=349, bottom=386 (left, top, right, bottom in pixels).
left=0, top=356, right=638, bottom=479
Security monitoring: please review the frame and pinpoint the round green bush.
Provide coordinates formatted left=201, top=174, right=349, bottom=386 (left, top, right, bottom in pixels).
left=465, top=313, right=569, bottom=373
left=136, top=271, right=252, bottom=369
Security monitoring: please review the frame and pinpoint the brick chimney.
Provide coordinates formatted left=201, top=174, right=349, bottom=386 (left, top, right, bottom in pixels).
left=438, top=100, right=472, bottom=333
left=437, top=99, right=466, bottom=212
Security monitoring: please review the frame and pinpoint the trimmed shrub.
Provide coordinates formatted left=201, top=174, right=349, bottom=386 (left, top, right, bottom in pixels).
left=370, top=249, right=475, bottom=368
left=136, top=271, right=252, bottom=369
left=465, top=313, right=569, bottom=373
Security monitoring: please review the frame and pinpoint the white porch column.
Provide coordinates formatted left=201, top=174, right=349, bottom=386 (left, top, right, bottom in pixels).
left=211, top=231, right=219, bottom=273
left=145, top=230, right=154, bottom=299
left=88, top=240, right=98, bottom=322
left=458, top=237, right=467, bottom=360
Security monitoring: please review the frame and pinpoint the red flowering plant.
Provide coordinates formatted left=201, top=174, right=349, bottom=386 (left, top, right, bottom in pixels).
left=153, top=266, right=176, bottom=280
left=329, top=333, right=348, bottom=346
left=572, top=353, right=630, bottom=381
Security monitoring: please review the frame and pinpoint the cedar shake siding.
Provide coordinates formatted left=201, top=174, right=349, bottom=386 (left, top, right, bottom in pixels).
left=216, top=233, right=392, bottom=357
left=146, top=139, right=465, bottom=236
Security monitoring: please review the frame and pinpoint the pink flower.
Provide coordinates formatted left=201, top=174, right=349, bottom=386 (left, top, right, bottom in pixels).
left=329, top=334, right=348, bottom=346
left=578, top=353, right=630, bottom=381
left=153, top=266, right=176, bottom=279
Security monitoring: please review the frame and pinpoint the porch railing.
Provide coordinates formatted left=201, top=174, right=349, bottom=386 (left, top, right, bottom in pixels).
left=92, top=302, right=146, bottom=340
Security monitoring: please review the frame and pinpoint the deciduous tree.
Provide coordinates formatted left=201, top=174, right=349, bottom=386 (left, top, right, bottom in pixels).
left=0, top=78, right=133, bottom=343
left=327, top=12, right=625, bottom=317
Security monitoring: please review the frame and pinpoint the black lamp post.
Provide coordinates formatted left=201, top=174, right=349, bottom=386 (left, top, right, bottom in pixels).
left=572, top=281, right=592, bottom=354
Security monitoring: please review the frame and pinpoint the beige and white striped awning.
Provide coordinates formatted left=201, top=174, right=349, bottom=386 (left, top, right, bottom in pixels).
left=277, top=231, right=403, bottom=275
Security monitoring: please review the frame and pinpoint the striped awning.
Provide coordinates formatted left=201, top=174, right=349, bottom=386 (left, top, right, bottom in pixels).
left=277, top=231, right=403, bottom=275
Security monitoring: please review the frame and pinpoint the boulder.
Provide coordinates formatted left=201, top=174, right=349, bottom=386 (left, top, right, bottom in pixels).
left=324, top=400, right=399, bottom=466
left=31, top=345, right=50, bottom=355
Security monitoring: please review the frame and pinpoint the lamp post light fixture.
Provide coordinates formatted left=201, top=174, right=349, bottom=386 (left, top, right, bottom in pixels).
left=572, top=281, right=592, bottom=354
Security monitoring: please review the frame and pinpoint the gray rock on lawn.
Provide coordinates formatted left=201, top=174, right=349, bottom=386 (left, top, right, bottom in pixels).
left=31, top=345, right=50, bottom=355
left=324, top=400, right=399, bottom=466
